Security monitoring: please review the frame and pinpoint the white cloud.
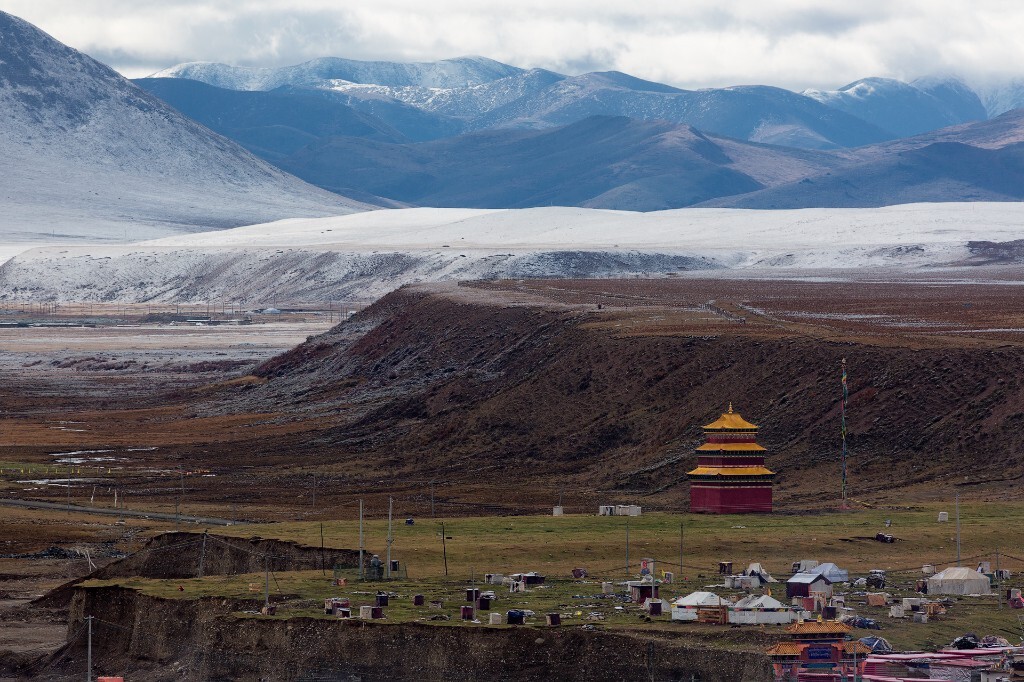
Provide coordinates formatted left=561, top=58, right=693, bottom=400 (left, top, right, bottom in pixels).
left=5, top=0, right=1024, bottom=89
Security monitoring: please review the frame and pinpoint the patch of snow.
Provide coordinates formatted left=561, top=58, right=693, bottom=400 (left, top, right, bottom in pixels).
left=2, top=203, right=1023, bottom=304
left=151, top=55, right=524, bottom=91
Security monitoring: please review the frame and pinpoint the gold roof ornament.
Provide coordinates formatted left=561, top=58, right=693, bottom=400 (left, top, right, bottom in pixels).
left=703, top=404, right=758, bottom=430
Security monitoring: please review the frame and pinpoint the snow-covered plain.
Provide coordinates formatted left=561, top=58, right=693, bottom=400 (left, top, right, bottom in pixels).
left=138, top=203, right=1022, bottom=256
left=2, top=203, right=1022, bottom=304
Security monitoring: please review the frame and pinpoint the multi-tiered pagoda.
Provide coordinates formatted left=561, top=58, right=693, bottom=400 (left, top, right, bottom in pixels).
left=687, top=404, right=775, bottom=514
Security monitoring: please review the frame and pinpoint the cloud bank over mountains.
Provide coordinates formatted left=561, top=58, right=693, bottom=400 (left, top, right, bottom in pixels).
left=8, top=0, right=1024, bottom=90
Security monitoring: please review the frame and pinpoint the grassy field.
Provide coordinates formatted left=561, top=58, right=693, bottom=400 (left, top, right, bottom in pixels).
left=214, top=502, right=1024, bottom=580
left=80, top=503, right=1024, bottom=652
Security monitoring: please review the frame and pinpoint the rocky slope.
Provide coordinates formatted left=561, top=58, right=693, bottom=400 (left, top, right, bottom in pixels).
left=54, top=585, right=771, bottom=681
left=193, top=282, right=1024, bottom=506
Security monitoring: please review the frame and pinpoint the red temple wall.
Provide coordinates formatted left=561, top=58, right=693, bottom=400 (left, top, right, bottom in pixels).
left=704, top=435, right=758, bottom=444
left=690, top=484, right=773, bottom=514
left=696, top=455, right=767, bottom=467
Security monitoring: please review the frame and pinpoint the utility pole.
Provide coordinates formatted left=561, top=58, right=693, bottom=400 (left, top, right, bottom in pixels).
left=625, top=517, right=630, bottom=577
left=679, top=521, right=684, bottom=575
left=320, top=523, right=326, bottom=576
left=430, top=481, right=435, bottom=518
left=178, top=465, right=185, bottom=526
left=841, top=358, right=849, bottom=510
left=386, top=497, right=393, bottom=579
left=311, top=473, right=316, bottom=512
left=358, top=499, right=364, bottom=580
left=955, top=492, right=961, bottom=567
left=441, top=522, right=448, bottom=577
left=86, top=614, right=93, bottom=682
left=67, top=463, right=72, bottom=516
left=997, top=547, right=1002, bottom=609
left=264, top=557, right=270, bottom=609
left=198, top=530, right=208, bottom=578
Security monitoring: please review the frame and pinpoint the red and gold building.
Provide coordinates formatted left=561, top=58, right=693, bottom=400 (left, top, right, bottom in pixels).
left=687, top=404, right=775, bottom=514
left=767, top=620, right=871, bottom=680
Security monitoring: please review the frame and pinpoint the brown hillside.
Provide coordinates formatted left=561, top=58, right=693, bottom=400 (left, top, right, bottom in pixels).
left=203, top=278, right=1024, bottom=510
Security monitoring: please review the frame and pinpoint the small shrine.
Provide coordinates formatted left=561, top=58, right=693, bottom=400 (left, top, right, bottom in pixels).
left=687, top=404, right=776, bottom=514
left=766, top=620, right=871, bottom=679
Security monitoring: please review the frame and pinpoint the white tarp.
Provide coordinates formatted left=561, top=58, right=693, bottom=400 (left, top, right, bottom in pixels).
left=743, top=562, right=778, bottom=583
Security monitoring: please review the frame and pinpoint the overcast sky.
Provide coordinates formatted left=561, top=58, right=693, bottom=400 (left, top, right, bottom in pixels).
left=6, top=1, right=1024, bottom=89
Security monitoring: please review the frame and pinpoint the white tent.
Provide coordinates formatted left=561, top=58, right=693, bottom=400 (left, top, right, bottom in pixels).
left=743, top=563, right=778, bottom=583
left=729, top=594, right=794, bottom=625
left=671, top=591, right=728, bottom=622
left=927, top=567, right=992, bottom=595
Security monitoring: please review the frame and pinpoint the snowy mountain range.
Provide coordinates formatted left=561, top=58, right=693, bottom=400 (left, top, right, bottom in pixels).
left=152, top=60, right=891, bottom=150
left=130, top=53, right=1024, bottom=212
left=0, top=10, right=367, bottom=243
left=151, top=56, right=1024, bottom=146
left=803, top=77, right=988, bottom=138
left=133, top=72, right=1024, bottom=211
left=153, top=55, right=521, bottom=91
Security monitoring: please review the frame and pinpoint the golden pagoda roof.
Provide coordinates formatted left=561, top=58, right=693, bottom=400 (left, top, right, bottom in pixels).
left=786, top=620, right=852, bottom=636
left=696, top=442, right=767, bottom=452
left=703, top=403, right=758, bottom=431
left=843, top=641, right=874, bottom=655
left=766, top=642, right=804, bottom=657
left=687, top=466, right=776, bottom=477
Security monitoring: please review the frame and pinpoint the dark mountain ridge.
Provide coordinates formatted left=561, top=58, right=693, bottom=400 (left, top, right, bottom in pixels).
left=273, top=115, right=843, bottom=210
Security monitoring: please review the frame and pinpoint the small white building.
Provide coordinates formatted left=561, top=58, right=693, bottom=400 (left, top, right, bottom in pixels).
left=671, top=591, right=728, bottom=622
left=598, top=504, right=642, bottom=516
left=729, top=594, right=795, bottom=625
left=724, top=574, right=759, bottom=590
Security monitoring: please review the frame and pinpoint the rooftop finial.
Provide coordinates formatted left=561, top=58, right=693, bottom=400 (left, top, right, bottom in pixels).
left=728, top=402, right=733, bottom=414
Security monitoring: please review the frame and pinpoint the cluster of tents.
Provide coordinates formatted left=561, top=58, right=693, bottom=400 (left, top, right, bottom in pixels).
left=671, top=560, right=998, bottom=626
left=671, top=590, right=796, bottom=625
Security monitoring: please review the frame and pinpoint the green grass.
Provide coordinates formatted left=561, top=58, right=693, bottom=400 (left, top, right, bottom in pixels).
left=214, top=503, right=1024, bottom=580
left=84, top=503, right=1024, bottom=653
